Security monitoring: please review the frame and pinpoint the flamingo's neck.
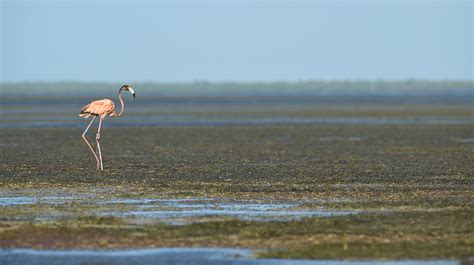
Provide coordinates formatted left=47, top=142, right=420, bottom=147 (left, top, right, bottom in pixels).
left=114, top=89, right=125, bottom=117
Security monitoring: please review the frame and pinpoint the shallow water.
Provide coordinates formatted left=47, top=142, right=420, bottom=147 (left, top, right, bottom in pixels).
left=453, top=138, right=474, bottom=143
left=0, top=197, right=37, bottom=207
left=1, top=116, right=473, bottom=128
left=101, top=197, right=353, bottom=223
left=0, top=248, right=459, bottom=265
left=0, top=195, right=90, bottom=206
left=115, top=209, right=356, bottom=223
left=1, top=95, right=473, bottom=128
left=0, top=193, right=357, bottom=224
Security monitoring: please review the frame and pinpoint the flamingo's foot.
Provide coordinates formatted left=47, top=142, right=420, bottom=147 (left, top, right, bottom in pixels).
left=96, top=157, right=104, bottom=171
left=100, top=158, right=104, bottom=170
left=96, top=160, right=101, bottom=170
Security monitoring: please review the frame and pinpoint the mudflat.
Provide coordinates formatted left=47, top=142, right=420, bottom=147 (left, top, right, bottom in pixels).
left=1, top=124, right=473, bottom=260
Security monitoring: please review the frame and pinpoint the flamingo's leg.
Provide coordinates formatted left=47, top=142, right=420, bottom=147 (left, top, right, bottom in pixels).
left=96, top=115, right=105, bottom=171
left=81, top=116, right=100, bottom=169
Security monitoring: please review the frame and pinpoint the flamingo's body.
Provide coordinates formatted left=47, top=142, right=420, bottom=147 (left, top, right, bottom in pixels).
left=79, top=99, right=115, bottom=118
left=79, top=85, right=135, bottom=171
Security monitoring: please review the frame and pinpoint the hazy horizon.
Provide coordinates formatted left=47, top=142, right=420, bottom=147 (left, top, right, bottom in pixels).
left=2, top=78, right=474, bottom=84
left=1, top=0, right=472, bottom=82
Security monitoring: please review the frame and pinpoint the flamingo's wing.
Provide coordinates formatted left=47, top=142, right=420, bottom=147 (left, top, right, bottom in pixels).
left=79, top=99, right=115, bottom=118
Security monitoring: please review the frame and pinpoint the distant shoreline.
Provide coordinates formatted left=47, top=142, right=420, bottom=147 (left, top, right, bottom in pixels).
left=1, top=80, right=473, bottom=97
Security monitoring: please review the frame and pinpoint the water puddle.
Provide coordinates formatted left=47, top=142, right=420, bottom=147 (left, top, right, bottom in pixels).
left=319, top=137, right=364, bottom=141
left=453, top=138, right=474, bottom=143
left=0, top=197, right=37, bottom=206
left=97, top=198, right=359, bottom=224
left=95, top=198, right=358, bottom=223
left=0, top=193, right=358, bottom=224
left=0, top=195, right=90, bottom=206
left=119, top=209, right=355, bottom=224
left=0, top=248, right=459, bottom=265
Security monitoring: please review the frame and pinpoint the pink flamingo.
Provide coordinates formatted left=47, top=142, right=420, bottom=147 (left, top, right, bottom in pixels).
left=79, top=84, right=136, bottom=170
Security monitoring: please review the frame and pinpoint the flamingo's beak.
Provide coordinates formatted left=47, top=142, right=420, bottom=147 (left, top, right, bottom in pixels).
left=129, top=87, right=136, bottom=98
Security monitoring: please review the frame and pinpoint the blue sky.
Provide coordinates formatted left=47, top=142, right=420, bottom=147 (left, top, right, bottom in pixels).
left=1, top=0, right=472, bottom=82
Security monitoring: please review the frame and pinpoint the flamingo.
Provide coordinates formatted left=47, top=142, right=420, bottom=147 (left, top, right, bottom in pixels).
left=79, top=84, right=136, bottom=171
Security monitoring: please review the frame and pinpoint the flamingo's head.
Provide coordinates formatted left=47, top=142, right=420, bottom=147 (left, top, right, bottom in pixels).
left=120, top=84, right=136, bottom=98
